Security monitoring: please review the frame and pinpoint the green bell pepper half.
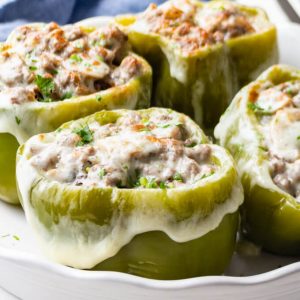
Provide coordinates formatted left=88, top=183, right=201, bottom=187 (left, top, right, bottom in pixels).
left=215, top=64, right=300, bottom=256
left=114, top=0, right=278, bottom=131
left=0, top=21, right=152, bottom=204
left=17, top=108, right=243, bottom=279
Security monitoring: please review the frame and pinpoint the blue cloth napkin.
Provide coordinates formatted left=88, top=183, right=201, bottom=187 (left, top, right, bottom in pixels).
left=0, top=0, right=167, bottom=41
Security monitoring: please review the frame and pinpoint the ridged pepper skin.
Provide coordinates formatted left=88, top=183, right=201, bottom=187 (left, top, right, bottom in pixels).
left=215, top=65, right=300, bottom=256
left=17, top=108, right=243, bottom=279
left=0, top=134, right=19, bottom=203
left=0, top=21, right=152, bottom=204
left=114, top=0, right=278, bottom=131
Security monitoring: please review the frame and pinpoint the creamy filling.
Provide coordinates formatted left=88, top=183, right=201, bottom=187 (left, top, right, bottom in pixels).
left=248, top=80, right=300, bottom=201
left=0, top=22, right=141, bottom=105
left=134, top=0, right=255, bottom=54
left=25, top=110, right=217, bottom=188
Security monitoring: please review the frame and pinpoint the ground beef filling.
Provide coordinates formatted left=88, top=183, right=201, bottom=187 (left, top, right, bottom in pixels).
left=249, top=80, right=300, bottom=201
left=138, top=0, right=255, bottom=53
left=0, top=22, right=141, bottom=105
left=27, top=111, right=217, bottom=189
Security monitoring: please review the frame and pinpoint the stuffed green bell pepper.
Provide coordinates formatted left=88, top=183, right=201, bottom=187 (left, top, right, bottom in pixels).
left=17, top=108, right=243, bottom=279
left=0, top=20, right=152, bottom=204
left=215, top=64, right=300, bottom=256
left=114, top=0, right=278, bottom=131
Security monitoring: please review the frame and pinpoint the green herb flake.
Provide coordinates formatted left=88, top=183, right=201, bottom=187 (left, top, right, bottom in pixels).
left=173, top=173, right=183, bottom=182
left=168, top=183, right=174, bottom=188
left=92, top=34, right=106, bottom=47
left=247, top=102, right=264, bottom=112
left=34, top=74, right=55, bottom=102
left=29, top=66, right=37, bottom=71
left=84, top=62, right=92, bottom=67
left=185, top=142, right=197, bottom=148
left=138, top=177, right=158, bottom=189
left=50, top=69, right=58, bottom=75
left=297, top=136, right=300, bottom=140
left=70, top=54, right=83, bottom=63
left=95, top=95, right=102, bottom=102
left=99, top=168, right=106, bottom=179
left=147, top=178, right=158, bottom=189
left=13, top=235, right=20, bottom=241
left=61, top=91, right=73, bottom=100
left=15, top=116, right=21, bottom=125
left=285, top=87, right=295, bottom=95
left=139, top=126, right=151, bottom=132
left=73, top=125, right=94, bottom=146
left=159, top=181, right=167, bottom=189
left=141, top=119, right=150, bottom=126
left=97, top=54, right=104, bottom=62
left=200, top=172, right=215, bottom=180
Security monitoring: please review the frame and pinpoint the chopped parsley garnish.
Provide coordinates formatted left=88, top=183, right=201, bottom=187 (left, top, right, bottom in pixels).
left=247, top=102, right=264, bottom=112
left=159, top=181, right=167, bottom=189
left=15, top=116, right=21, bottom=125
left=185, top=142, right=197, bottom=148
left=97, top=54, right=104, bottom=62
left=70, top=54, right=83, bottom=63
left=35, top=74, right=55, bottom=102
left=173, top=173, right=183, bottom=182
left=200, top=172, right=215, bottom=180
left=99, top=168, right=106, bottom=179
left=50, top=69, right=58, bottom=75
left=139, top=126, right=151, bottom=132
left=92, top=34, right=106, bottom=47
left=285, top=87, right=296, bottom=95
left=84, top=62, right=92, bottom=67
left=73, top=125, right=94, bottom=146
left=13, top=235, right=20, bottom=241
left=258, top=145, right=268, bottom=151
left=158, top=122, right=183, bottom=129
left=61, top=91, right=73, bottom=100
left=297, top=136, right=300, bottom=140
left=135, top=176, right=169, bottom=189
left=137, top=177, right=158, bottom=188
left=95, top=95, right=102, bottom=102
left=29, top=66, right=37, bottom=71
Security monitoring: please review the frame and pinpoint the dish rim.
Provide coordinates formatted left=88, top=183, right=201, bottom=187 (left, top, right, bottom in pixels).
left=1, top=246, right=300, bottom=289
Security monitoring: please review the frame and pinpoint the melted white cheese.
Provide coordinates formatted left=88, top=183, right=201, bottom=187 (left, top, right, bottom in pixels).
left=215, top=69, right=300, bottom=201
left=269, top=108, right=300, bottom=161
left=17, top=142, right=243, bottom=269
